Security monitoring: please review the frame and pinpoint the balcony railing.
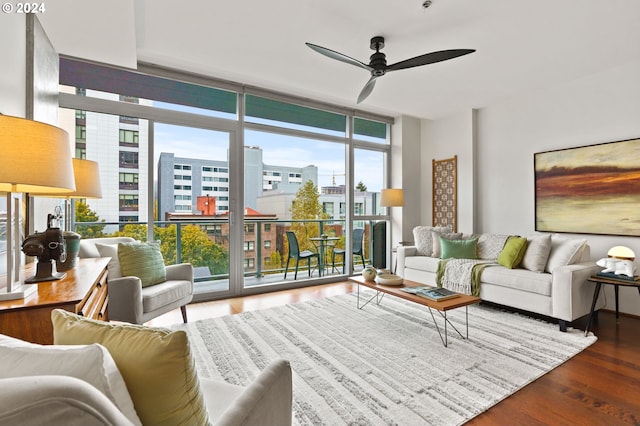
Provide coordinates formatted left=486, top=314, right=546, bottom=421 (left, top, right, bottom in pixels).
left=72, top=218, right=378, bottom=294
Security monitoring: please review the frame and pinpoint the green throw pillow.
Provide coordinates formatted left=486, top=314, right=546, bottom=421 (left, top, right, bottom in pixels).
left=497, top=236, right=528, bottom=269
left=440, top=237, right=478, bottom=259
left=118, top=241, right=166, bottom=287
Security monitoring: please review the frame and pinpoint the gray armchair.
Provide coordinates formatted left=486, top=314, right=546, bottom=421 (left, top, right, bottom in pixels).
left=78, top=237, right=193, bottom=324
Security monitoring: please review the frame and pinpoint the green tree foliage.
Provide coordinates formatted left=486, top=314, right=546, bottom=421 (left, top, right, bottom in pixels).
left=356, top=180, right=367, bottom=192
left=113, top=223, right=228, bottom=276
left=113, top=224, right=148, bottom=242
left=74, top=201, right=105, bottom=238
left=269, top=251, right=282, bottom=270
left=290, top=180, right=327, bottom=252
left=179, top=225, right=228, bottom=275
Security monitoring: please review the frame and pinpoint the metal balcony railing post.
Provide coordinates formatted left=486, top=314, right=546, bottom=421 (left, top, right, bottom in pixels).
left=176, top=223, right=182, bottom=264
left=255, top=222, right=262, bottom=277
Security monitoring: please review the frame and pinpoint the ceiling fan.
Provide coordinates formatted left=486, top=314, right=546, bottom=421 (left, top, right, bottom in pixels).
left=306, top=36, right=475, bottom=104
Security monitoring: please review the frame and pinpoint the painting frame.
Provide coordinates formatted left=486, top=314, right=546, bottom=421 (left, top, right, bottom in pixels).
left=534, top=137, right=640, bottom=237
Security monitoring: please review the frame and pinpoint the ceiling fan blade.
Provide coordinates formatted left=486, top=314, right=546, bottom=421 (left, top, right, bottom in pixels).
left=357, top=76, right=378, bottom=104
left=387, top=49, right=475, bottom=72
left=306, top=42, right=373, bottom=72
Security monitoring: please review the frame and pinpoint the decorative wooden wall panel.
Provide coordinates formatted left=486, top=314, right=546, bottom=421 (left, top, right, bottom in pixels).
left=432, top=155, right=457, bottom=232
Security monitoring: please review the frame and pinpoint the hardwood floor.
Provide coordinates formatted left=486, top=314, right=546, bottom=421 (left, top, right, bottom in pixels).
left=149, top=282, right=640, bottom=425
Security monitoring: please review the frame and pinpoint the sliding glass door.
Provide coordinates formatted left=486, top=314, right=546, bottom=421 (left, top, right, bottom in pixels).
left=153, top=123, right=234, bottom=299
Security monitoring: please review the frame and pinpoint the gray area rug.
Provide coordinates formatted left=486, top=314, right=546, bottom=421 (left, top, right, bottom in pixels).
left=177, top=293, right=596, bottom=425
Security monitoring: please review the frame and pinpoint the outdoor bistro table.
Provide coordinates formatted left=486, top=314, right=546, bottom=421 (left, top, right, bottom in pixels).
left=309, top=236, right=339, bottom=277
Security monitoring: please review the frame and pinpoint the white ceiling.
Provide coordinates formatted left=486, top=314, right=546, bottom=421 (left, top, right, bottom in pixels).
left=39, top=0, right=640, bottom=119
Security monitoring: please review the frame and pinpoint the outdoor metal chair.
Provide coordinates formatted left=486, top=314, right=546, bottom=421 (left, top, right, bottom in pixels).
left=332, top=228, right=366, bottom=273
left=284, top=231, right=318, bottom=280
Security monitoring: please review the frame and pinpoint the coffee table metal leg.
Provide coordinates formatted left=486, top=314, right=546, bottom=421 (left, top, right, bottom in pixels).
left=357, top=285, right=385, bottom=310
left=428, top=307, right=469, bottom=348
left=428, top=307, right=447, bottom=347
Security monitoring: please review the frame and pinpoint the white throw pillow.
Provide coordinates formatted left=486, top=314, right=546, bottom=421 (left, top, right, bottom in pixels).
left=95, top=243, right=123, bottom=279
left=521, top=234, right=553, bottom=273
left=413, top=225, right=451, bottom=256
left=0, top=333, right=141, bottom=425
left=545, top=235, right=587, bottom=273
left=477, top=234, right=510, bottom=261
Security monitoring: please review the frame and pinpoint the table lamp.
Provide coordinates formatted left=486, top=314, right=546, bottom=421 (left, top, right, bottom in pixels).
left=608, top=246, right=635, bottom=261
left=32, top=158, right=102, bottom=271
left=0, top=115, right=75, bottom=301
left=32, top=158, right=103, bottom=229
left=380, top=188, right=404, bottom=207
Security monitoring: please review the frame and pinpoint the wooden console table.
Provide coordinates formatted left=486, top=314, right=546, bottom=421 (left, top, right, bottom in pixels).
left=0, top=257, right=110, bottom=344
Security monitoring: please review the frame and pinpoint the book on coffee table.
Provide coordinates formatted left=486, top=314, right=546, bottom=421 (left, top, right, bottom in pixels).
left=401, top=286, right=460, bottom=301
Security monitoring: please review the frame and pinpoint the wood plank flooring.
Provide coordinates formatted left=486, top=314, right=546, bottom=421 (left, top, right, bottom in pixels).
left=148, top=282, right=640, bottom=425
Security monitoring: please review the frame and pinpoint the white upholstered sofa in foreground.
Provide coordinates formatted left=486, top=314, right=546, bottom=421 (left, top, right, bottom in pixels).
left=397, top=227, right=606, bottom=331
left=0, top=309, right=293, bottom=426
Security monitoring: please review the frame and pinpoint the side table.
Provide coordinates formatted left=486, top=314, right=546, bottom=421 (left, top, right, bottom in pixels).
left=584, top=275, right=640, bottom=336
left=0, top=257, right=110, bottom=344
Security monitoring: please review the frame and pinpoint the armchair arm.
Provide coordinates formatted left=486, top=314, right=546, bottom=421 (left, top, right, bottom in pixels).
left=552, top=261, right=604, bottom=321
left=213, top=359, right=293, bottom=426
left=166, top=263, right=194, bottom=282
left=0, top=376, right=135, bottom=426
left=396, top=246, right=417, bottom=276
left=107, top=276, right=143, bottom=324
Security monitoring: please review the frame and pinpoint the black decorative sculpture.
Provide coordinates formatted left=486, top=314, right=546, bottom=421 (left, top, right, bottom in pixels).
left=21, top=214, right=67, bottom=283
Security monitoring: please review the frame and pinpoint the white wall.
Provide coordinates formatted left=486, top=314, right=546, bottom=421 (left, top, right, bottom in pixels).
left=422, top=59, right=640, bottom=316
left=421, top=110, right=476, bottom=234
left=0, top=15, right=26, bottom=116
left=392, top=115, right=421, bottom=245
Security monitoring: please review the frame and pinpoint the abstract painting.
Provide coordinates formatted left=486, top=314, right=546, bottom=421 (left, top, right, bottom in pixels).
left=535, top=138, right=640, bottom=236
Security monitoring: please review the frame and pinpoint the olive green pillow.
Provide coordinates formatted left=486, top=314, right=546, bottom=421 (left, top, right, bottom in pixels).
left=440, top=237, right=478, bottom=259
left=51, top=309, right=209, bottom=426
left=497, top=236, right=528, bottom=269
left=117, top=241, right=166, bottom=287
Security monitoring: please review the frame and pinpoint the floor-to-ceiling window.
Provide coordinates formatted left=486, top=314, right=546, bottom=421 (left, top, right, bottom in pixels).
left=55, top=57, right=393, bottom=301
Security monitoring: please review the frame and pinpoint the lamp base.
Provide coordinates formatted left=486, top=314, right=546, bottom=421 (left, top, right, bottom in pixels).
left=0, top=283, right=37, bottom=301
left=24, top=261, right=66, bottom=284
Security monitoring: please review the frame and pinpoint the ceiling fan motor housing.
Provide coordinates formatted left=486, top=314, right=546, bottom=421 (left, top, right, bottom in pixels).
left=369, top=36, right=387, bottom=76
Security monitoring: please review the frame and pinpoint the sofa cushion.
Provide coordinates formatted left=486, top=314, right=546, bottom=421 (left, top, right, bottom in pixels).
left=440, top=237, right=478, bottom=259
left=95, top=243, right=123, bottom=279
left=142, top=278, right=193, bottom=312
left=0, top=334, right=141, bottom=425
left=79, top=237, right=136, bottom=259
left=477, top=234, right=510, bottom=261
left=521, top=234, right=552, bottom=273
left=51, top=309, right=209, bottom=426
left=497, top=236, right=527, bottom=269
left=404, top=255, right=441, bottom=273
left=412, top=225, right=451, bottom=256
left=545, top=235, right=587, bottom=273
left=118, top=241, right=167, bottom=287
left=481, top=265, right=553, bottom=296
left=432, top=231, right=463, bottom=257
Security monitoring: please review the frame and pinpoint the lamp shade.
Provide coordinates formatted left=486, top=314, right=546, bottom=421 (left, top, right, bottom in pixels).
left=32, top=158, right=102, bottom=199
left=0, top=115, right=75, bottom=193
left=380, top=188, right=404, bottom=207
left=607, top=246, right=635, bottom=261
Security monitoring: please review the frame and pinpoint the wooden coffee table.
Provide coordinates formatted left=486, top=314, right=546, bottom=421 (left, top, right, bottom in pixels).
left=348, top=275, right=481, bottom=347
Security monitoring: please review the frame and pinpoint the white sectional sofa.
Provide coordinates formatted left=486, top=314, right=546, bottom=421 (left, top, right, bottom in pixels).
left=0, top=309, right=293, bottom=426
left=397, top=226, right=605, bottom=331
